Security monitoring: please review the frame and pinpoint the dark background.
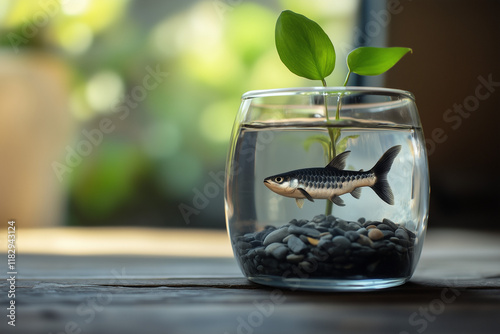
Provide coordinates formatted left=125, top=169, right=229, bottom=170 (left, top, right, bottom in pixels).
left=386, top=0, right=500, bottom=229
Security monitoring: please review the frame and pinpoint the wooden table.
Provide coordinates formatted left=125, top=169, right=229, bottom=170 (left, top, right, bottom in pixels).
left=1, top=228, right=499, bottom=334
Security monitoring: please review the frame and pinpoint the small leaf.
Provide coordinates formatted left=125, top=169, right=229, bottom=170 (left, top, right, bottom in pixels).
left=347, top=47, right=412, bottom=76
left=304, top=135, right=330, bottom=154
left=275, top=10, right=335, bottom=81
left=335, top=135, right=359, bottom=154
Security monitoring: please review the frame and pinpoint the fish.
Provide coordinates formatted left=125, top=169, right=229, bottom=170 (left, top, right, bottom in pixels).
left=263, top=145, right=402, bottom=208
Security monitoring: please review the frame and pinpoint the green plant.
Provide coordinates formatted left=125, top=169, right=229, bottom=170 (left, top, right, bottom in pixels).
left=275, top=10, right=411, bottom=214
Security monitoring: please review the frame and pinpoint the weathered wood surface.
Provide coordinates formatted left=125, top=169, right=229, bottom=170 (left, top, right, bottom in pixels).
left=1, top=228, right=499, bottom=334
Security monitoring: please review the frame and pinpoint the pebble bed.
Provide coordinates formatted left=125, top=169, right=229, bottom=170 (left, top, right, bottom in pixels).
left=233, top=214, right=416, bottom=279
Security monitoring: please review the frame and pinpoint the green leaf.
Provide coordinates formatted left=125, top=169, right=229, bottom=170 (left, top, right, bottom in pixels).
left=304, top=135, right=330, bottom=154
left=275, top=10, right=335, bottom=81
left=347, top=47, right=412, bottom=76
left=335, top=135, right=359, bottom=154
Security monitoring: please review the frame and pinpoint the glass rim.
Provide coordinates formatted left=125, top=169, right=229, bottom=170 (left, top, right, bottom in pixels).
left=242, top=86, right=415, bottom=100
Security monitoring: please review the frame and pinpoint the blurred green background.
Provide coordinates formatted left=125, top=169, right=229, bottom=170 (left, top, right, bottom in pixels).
left=0, top=0, right=362, bottom=229
left=1, top=0, right=498, bottom=230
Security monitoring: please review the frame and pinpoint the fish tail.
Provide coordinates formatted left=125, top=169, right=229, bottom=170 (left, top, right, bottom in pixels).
left=369, top=145, right=402, bottom=205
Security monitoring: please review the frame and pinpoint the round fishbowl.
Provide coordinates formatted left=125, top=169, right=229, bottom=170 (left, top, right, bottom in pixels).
left=224, top=87, right=430, bottom=291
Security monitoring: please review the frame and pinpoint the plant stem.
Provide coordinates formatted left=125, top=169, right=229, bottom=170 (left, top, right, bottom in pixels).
left=322, top=79, right=336, bottom=216
left=322, top=74, right=349, bottom=216
left=343, top=70, right=351, bottom=87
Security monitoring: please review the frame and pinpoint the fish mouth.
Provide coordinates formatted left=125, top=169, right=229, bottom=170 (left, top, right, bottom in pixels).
left=263, top=179, right=270, bottom=184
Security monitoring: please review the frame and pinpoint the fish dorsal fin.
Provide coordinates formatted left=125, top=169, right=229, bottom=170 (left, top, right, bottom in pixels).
left=326, top=151, right=350, bottom=170
left=297, top=188, right=314, bottom=202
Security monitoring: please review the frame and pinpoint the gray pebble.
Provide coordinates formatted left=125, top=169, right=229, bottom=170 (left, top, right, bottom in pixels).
left=265, top=242, right=284, bottom=255
left=320, top=233, right=333, bottom=240
left=329, top=236, right=351, bottom=256
left=382, top=218, right=398, bottom=231
left=381, top=230, right=395, bottom=238
left=312, top=214, right=326, bottom=223
left=318, top=238, right=334, bottom=250
left=345, top=231, right=360, bottom=242
left=271, top=245, right=288, bottom=260
left=377, top=223, right=392, bottom=231
left=348, top=222, right=362, bottom=231
left=286, top=254, right=304, bottom=263
left=255, top=228, right=274, bottom=241
left=395, top=228, right=409, bottom=241
left=250, top=240, right=262, bottom=247
left=299, top=235, right=309, bottom=243
left=287, top=235, right=309, bottom=254
left=335, top=219, right=350, bottom=230
left=357, top=234, right=373, bottom=247
left=406, top=228, right=416, bottom=239
left=288, top=225, right=321, bottom=238
left=357, top=227, right=368, bottom=236
left=304, top=222, right=317, bottom=228
left=263, top=227, right=289, bottom=246
left=255, top=247, right=266, bottom=256
left=331, top=227, right=345, bottom=236
left=351, top=242, right=362, bottom=249
left=298, top=261, right=315, bottom=272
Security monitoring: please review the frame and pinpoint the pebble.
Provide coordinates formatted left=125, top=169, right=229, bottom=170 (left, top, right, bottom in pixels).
left=331, top=236, right=351, bottom=250
left=270, top=245, right=288, bottom=260
left=288, top=225, right=321, bottom=238
left=233, top=214, right=416, bottom=280
left=357, top=227, right=368, bottom=236
left=331, top=227, right=346, bottom=236
left=307, top=237, right=320, bottom=246
left=263, top=227, right=289, bottom=246
left=286, top=254, right=305, bottom=262
left=376, top=223, right=392, bottom=231
left=312, top=214, right=326, bottom=223
left=287, top=235, right=309, bottom=254
left=357, top=234, right=373, bottom=247
left=382, top=218, right=398, bottom=231
left=381, top=230, right=395, bottom=238
left=345, top=231, right=360, bottom=242
left=368, top=228, right=384, bottom=240
left=264, top=242, right=283, bottom=255
left=395, top=228, right=409, bottom=241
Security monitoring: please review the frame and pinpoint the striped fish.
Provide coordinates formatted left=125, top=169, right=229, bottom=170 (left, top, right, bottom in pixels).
left=263, top=145, right=401, bottom=208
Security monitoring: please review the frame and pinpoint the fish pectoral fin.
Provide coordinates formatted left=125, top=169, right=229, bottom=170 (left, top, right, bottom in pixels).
left=330, top=195, right=345, bottom=206
left=350, top=187, right=362, bottom=199
left=297, top=188, right=314, bottom=202
left=326, top=150, right=350, bottom=170
left=295, top=198, right=305, bottom=208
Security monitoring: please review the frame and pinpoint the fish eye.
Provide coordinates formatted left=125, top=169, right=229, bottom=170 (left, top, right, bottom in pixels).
left=274, top=177, right=284, bottom=183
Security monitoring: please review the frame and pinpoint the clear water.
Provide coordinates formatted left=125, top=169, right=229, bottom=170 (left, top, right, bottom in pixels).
left=226, top=123, right=429, bottom=290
